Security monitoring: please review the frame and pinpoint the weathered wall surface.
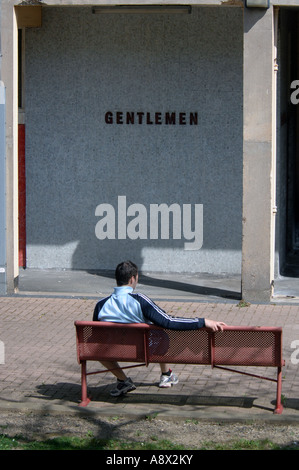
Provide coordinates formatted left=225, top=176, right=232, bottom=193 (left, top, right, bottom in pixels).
left=25, top=6, right=243, bottom=273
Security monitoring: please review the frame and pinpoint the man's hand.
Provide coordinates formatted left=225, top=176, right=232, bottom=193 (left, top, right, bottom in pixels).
left=204, top=319, right=227, bottom=332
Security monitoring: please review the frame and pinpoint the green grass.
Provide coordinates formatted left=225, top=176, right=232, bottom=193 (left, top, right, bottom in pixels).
left=0, top=433, right=298, bottom=450
left=0, top=434, right=186, bottom=451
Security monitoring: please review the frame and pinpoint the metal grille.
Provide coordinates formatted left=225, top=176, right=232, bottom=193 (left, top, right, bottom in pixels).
left=75, top=323, right=283, bottom=368
left=147, top=328, right=211, bottom=364
left=213, top=328, right=282, bottom=367
left=76, top=322, right=146, bottom=363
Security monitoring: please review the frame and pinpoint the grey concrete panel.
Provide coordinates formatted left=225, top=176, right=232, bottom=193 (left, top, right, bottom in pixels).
left=242, top=7, right=274, bottom=302
left=25, top=6, right=243, bottom=273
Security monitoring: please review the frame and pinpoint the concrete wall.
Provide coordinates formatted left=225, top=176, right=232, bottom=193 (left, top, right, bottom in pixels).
left=25, top=6, right=243, bottom=273
left=241, top=7, right=276, bottom=302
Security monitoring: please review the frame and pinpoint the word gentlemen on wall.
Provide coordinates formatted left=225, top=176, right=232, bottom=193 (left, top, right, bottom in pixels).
left=104, top=111, right=198, bottom=125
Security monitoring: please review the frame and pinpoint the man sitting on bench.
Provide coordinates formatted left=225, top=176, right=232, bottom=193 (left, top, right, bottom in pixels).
left=93, top=260, right=227, bottom=397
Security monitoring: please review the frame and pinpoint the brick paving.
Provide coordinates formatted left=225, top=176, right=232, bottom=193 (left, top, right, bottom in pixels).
left=0, top=295, right=299, bottom=421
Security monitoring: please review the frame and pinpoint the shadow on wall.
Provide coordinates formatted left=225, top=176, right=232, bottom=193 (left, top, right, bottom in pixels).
left=84, top=266, right=241, bottom=301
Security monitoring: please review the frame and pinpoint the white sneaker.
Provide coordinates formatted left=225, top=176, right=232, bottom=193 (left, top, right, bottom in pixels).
left=159, top=371, right=179, bottom=388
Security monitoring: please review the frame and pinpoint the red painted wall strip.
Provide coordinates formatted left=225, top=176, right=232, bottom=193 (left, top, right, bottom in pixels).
left=18, top=124, right=26, bottom=268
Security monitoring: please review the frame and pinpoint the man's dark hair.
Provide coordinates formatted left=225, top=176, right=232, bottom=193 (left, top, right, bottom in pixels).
left=115, top=260, right=138, bottom=286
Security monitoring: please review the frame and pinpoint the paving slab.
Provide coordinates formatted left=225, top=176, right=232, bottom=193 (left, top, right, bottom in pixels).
left=0, top=290, right=299, bottom=424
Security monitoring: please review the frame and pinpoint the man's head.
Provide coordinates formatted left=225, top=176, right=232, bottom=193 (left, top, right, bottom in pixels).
left=115, top=260, right=138, bottom=287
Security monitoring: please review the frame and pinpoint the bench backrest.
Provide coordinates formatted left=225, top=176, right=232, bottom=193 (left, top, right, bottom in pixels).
left=75, top=321, right=148, bottom=363
left=75, top=321, right=284, bottom=367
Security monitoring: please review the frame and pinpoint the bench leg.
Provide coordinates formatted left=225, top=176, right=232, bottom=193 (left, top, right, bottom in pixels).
left=79, top=360, right=91, bottom=407
left=274, top=366, right=283, bottom=414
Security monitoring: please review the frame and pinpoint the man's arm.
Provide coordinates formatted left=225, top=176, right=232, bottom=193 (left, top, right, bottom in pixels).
left=132, top=293, right=205, bottom=330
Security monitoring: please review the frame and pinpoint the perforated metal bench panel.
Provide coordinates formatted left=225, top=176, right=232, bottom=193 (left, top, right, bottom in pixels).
left=76, top=321, right=147, bottom=363
left=212, top=327, right=283, bottom=367
left=147, top=328, right=211, bottom=364
left=76, top=322, right=283, bottom=367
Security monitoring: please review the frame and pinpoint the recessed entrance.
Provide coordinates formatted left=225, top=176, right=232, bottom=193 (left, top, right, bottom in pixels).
left=279, top=9, right=299, bottom=277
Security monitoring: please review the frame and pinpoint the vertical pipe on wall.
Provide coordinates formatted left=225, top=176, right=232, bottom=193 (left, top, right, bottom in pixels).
left=270, top=7, right=279, bottom=292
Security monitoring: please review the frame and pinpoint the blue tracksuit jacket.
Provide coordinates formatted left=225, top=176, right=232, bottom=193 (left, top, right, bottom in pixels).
left=93, top=285, right=205, bottom=330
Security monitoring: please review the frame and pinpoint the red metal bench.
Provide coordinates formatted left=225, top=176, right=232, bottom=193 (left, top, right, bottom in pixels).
left=75, top=321, right=285, bottom=414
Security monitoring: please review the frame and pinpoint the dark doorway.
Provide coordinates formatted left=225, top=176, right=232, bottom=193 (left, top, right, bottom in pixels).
left=280, top=9, right=299, bottom=277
